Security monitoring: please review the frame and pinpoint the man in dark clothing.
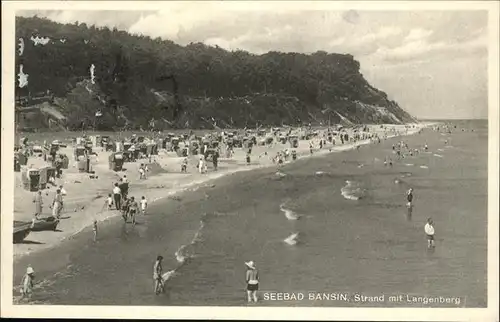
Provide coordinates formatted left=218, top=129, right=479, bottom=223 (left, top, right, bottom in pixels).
left=119, top=179, right=129, bottom=200
left=212, top=151, right=219, bottom=171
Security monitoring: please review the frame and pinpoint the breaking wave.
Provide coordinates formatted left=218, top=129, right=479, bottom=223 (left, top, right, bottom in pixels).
left=341, top=180, right=365, bottom=201
left=284, top=232, right=299, bottom=245
left=279, top=203, right=300, bottom=220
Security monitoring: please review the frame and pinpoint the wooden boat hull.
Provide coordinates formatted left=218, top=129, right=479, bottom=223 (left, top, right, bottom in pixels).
left=31, top=217, right=60, bottom=231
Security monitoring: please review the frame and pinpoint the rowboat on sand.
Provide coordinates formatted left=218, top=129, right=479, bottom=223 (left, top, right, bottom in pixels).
left=30, top=216, right=60, bottom=232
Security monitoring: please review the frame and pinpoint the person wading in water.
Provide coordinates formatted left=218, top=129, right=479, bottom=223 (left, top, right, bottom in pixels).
left=52, top=189, right=63, bottom=219
left=245, top=261, right=259, bottom=303
left=406, top=188, right=414, bottom=220
left=20, top=266, right=35, bottom=300
left=153, top=255, right=164, bottom=295
left=33, top=190, right=43, bottom=219
left=425, top=218, right=436, bottom=249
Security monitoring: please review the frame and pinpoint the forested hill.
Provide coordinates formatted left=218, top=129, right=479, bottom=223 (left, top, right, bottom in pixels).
left=15, top=16, right=416, bottom=131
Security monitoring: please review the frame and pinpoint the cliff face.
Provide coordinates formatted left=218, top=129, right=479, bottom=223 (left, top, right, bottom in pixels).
left=15, top=16, right=416, bottom=131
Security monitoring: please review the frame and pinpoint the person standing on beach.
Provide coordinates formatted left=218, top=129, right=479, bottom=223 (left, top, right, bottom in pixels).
left=140, top=196, right=148, bottom=215
left=52, top=189, right=63, bottom=219
left=181, top=157, right=188, bottom=173
left=245, top=261, right=259, bottom=303
left=121, top=197, right=130, bottom=222
left=20, top=266, right=35, bottom=300
left=59, top=185, right=67, bottom=196
left=33, top=191, right=43, bottom=219
left=105, top=193, right=113, bottom=210
left=424, top=218, right=435, bottom=249
left=113, top=183, right=122, bottom=210
left=119, top=178, right=129, bottom=200
left=139, top=165, right=145, bottom=179
left=153, top=255, right=164, bottom=295
left=128, top=197, right=138, bottom=225
left=212, top=150, right=219, bottom=171
left=198, top=157, right=205, bottom=174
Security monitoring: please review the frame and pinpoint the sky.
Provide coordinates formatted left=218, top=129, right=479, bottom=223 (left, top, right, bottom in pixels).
left=18, top=5, right=490, bottom=119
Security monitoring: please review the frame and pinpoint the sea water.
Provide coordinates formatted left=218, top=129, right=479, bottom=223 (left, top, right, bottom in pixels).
left=13, top=121, right=487, bottom=307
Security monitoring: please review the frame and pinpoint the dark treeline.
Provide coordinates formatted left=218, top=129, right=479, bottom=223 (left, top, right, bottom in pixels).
left=15, top=16, right=415, bottom=130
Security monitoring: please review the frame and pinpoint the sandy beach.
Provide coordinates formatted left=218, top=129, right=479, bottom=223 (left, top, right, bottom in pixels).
left=13, top=124, right=427, bottom=258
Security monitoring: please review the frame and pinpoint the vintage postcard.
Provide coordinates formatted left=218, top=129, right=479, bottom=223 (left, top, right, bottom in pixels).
left=1, top=1, right=499, bottom=321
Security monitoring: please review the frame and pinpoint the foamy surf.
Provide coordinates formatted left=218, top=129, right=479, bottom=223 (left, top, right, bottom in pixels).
left=275, top=171, right=287, bottom=178
left=341, top=180, right=364, bottom=200
left=175, top=245, right=189, bottom=263
left=433, top=154, right=443, bottom=158
left=437, top=148, right=444, bottom=152
left=279, top=204, right=300, bottom=220
left=162, top=270, right=177, bottom=282
left=420, top=165, right=429, bottom=169
left=405, top=163, right=414, bottom=166
left=284, top=232, right=299, bottom=245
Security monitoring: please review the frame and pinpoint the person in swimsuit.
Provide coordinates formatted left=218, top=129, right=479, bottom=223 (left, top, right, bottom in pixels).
left=122, top=197, right=130, bottom=222
left=128, top=197, right=138, bottom=225
left=424, top=218, right=435, bottom=249
left=153, top=255, right=164, bottom=294
left=140, top=196, right=148, bottom=215
left=245, top=261, right=259, bottom=303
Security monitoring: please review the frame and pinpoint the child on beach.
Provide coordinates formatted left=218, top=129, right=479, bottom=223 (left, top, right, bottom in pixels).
left=140, top=196, right=148, bottom=215
left=20, top=266, right=35, bottom=300
left=106, top=194, right=113, bottom=210
left=153, top=255, right=164, bottom=295
left=181, top=158, right=188, bottom=173
left=139, top=165, right=146, bottom=180
left=406, top=188, right=414, bottom=220
left=33, top=191, right=43, bottom=219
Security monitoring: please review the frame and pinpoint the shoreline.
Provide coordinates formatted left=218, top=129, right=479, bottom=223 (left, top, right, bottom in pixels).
left=13, top=122, right=434, bottom=262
